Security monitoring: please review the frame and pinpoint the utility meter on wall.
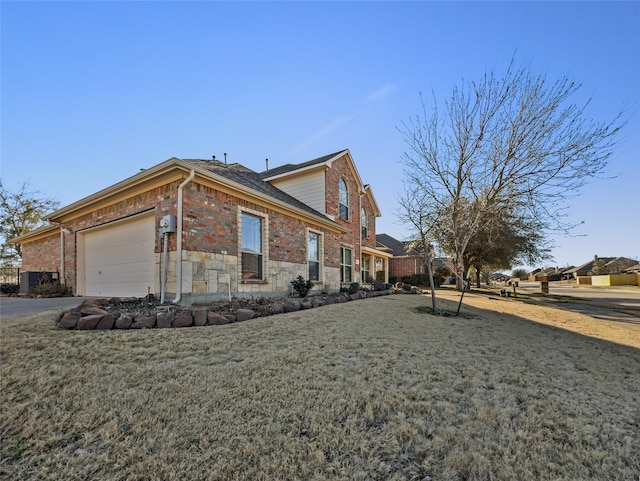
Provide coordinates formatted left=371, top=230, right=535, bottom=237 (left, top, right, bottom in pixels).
left=159, top=214, right=177, bottom=233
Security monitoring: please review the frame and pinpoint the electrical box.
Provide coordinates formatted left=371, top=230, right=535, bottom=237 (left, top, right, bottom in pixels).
left=159, top=214, right=177, bottom=233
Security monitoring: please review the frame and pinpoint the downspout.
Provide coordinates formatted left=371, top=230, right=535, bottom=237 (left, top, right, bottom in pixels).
left=60, top=227, right=71, bottom=287
left=160, top=232, right=169, bottom=303
left=172, top=170, right=195, bottom=304
left=359, top=191, right=363, bottom=283
left=60, top=228, right=65, bottom=285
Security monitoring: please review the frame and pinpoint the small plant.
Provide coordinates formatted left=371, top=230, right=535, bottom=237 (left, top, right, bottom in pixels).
left=348, top=282, right=360, bottom=295
left=291, top=275, right=314, bottom=298
left=30, top=280, right=72, bottom=297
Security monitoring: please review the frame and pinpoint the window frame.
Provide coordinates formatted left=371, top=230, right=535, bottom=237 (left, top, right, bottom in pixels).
left=308, top=231, right=321, bottom=282
left=338, top=178, right=350, bottom=220
left=361, top=207, right=368, bottom=238
left=240, top=211, right=265, bottom=281
left=361, top=254, right=371, bottom=283
left=340, top=246, right=353, bottom=283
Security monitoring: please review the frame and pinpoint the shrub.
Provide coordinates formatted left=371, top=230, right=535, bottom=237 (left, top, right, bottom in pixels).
left=348, top=282, right=360, bottom=295
left=30, top=280, right=72, bottom=297
left=290, top=275, right=314, bottom=298
left=1, top=283, right=19, bottom=295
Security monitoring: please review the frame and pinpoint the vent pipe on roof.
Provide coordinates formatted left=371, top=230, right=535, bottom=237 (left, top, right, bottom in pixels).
left=212, top=155, right=216, bottom=161
left=265, top=158, right=269, bottom=172
left=224, top=152, right=227, bottom=164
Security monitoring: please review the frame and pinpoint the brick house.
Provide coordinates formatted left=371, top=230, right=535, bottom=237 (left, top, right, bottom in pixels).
left=376, top=233, right=455, bottom=281
left=13, top=150, right=391, bottom=302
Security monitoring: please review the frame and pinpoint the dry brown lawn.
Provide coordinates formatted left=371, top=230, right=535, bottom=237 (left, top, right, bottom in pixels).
left=1, top=292, right=639, bottom=481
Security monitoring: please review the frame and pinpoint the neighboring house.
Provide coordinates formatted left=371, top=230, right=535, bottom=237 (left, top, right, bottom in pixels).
left=13, top=149, right=391, bottom=301
left=564, top=256, right=637, bottom=279
left=376, top=233, right=455, bottom=280
left=623, top=263, right=640, bottom=274
left=530, top=266, right=574, bottom=282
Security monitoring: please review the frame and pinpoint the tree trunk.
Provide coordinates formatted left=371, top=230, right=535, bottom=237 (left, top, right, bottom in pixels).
left=425, top=255, right=437, bottom=313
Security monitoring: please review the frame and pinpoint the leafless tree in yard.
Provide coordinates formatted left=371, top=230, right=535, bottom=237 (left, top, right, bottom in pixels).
left=0, top=181, right=59, bottom=266
left=399, top=58, right=626, bottom=290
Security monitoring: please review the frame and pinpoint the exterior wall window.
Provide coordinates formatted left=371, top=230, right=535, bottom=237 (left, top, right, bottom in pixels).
left=241, top=212, right=263, bottom=280
left=361, top=208, right=368, bottom=238
left=340, top=246, right=353, bottom=283
left=308, top=232, right=320, bottom=281
left=375, top=257, right=384, bottom=281
left=338, top=178, right=349, bottom=220
left=361, top=255, right=371, bottom=283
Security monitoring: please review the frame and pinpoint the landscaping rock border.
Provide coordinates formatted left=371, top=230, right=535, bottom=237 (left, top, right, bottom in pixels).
left=56, top=288, right=422, bottom=330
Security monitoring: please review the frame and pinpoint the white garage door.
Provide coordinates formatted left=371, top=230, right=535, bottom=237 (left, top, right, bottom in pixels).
left=83, top=215, right=156, bottom=297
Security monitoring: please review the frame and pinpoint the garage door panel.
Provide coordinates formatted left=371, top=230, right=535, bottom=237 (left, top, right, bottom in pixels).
left=83, top=215, right=156, bottom=297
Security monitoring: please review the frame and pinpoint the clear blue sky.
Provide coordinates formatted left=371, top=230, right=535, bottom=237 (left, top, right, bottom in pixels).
left=2, top=1, right=638, bottom=270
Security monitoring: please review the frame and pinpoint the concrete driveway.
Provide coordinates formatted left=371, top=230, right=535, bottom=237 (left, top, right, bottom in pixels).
left=0, top=297, right=87, bottom=319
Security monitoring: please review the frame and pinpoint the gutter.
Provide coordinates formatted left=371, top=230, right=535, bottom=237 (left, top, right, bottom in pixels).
left=172, top=170, right=195, bottom=304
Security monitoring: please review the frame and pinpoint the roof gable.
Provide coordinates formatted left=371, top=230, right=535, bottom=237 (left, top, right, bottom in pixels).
left=262, top=149, right=382, bottom=217
left=180, top=159, right=330, bottom=220
left=259, top=150, right=347, bottom=179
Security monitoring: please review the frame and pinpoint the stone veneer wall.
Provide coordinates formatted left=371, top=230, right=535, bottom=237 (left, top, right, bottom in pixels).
left=161, top=249, right=341, bottom=303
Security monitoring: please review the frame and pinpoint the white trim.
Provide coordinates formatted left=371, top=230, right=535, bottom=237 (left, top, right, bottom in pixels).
left=238, top=207, right=269, bottom=282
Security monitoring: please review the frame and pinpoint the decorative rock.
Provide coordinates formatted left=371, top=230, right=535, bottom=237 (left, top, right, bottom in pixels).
left=57, top=290, right=399, bottom=331
left=207, top=312, right=231, bottom=325
left=172, top=311, right=193, bottom=328
left=252, top=305, right=272, bottom=317
left=193, top=310, right=207, bottom=326
left=131, top=315, right=156, bottom=329
left=235, top=309, right=255, bottom=322
left=80, top=306, right=109, bottom=317
left=270, top=303, right=284, bottom=314
left=283, top=301, right=301, bottom=312
left=80, top=298, right=109, bottom=309
left=78, top=314, right=103, bottom=330
left=156, top=311, right=175, bottom=329
left=115, top=314, right=133, bottom=329
left=96, top=313, right=115, bottom=330
left=58, top=310, right=81, bottom=329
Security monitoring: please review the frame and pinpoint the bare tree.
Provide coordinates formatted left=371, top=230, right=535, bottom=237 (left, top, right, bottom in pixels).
left=0, top=181, right=59, bottom=266
left=397, top=184, right=439, bottom=313
left=400, top=58, right=625, bottom=290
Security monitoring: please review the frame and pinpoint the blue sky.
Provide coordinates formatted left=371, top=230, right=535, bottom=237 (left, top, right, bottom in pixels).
left=2, top=1, right=638, bottom=269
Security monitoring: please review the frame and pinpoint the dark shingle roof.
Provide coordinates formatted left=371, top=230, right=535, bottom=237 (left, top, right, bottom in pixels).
left=376, top=234, right=405, bottom=256
left=375, top=233, right=424, bottom=256
left=565, top=257, right=615, bottom=274
left=181, top=159, right=331, bottom=221
left=258, top=150, right=347, bottom=179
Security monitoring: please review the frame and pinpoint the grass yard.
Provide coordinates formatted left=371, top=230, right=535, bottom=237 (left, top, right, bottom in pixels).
left=1, top=293, right=639, bottom=480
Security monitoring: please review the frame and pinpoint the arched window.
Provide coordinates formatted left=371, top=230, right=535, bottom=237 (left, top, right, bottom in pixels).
left=338, top=178, right=349, bottom=220
left=361, top=208, right=368, bottom=238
